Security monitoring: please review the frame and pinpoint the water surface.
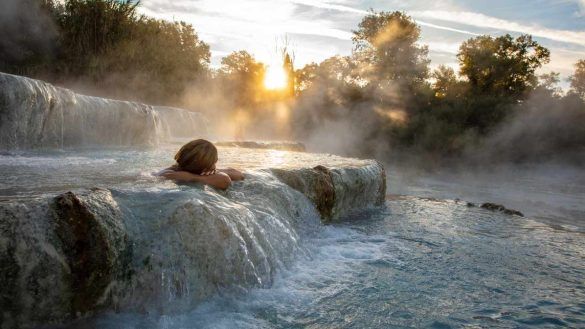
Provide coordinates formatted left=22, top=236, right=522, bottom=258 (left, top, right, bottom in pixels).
left=67, top=196, right=585, bottom=328
left=2, top=148, right=583, bottom=328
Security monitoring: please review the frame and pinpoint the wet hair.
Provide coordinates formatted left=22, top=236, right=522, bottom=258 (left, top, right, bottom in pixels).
left=174, top=139, right=218, bottom=175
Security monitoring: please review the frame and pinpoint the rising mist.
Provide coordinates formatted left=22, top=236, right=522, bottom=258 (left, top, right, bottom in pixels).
left=2, top=1, right=584, bottom=169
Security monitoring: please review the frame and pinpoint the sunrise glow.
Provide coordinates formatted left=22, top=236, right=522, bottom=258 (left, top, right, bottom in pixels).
left=264, top=65, right=288, bottom=90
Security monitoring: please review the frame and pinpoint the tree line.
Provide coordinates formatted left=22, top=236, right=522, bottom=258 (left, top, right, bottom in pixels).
left=1, top=0, right=210, bottom=103
left=2, top=1, right=584, bottom=163
left=291, top=11, right=585, bottom=163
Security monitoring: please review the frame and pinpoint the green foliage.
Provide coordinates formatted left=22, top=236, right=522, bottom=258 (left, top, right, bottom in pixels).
left=352, top=11, right=430, bottom=90
left=295, top=56, right=364, bottom=104
left=294, top=13, right=581, bottom=161
left=458, top=34, right=550, bottom=99
left=218, top=50, right=266, bottom=108
left=536, top=72, right=562, bottom=98
left=3, top=3, right=582, bottom=163
left=98, top=19, right=210, bottom=102
left=2, top=0, right=210, bottom=103
left=569, top=59, right=585, bottom=99
left=436, top=34, right=552, bottom=134
left=432, top=65, right=466, bottom=99
left=55, top=0, right=139, bottom=76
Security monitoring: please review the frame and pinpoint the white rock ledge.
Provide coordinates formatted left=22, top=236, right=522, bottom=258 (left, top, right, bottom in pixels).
left=0, top=162, right=386, bottom=328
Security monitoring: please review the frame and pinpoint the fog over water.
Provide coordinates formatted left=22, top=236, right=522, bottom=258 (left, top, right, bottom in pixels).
left=386, top=162, right=585, bottom=231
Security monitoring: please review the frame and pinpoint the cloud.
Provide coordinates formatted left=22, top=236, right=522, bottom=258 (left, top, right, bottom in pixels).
left=139, top=0, right=353, bottom=66
left=417, top=21, right=478, bottom=36
left=411, top=10, right=585, bottom=47
left=290, top=0, right=366, bottom=14
left=542, top=47, right=585, bottom=78
left=424, top=41, right=460, bottom=54
left=138, top=0, right=583, bottom=80
left=290, top=0, right=478, bottom=36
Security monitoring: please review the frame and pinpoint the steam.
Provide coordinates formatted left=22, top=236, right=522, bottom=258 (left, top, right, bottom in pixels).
left=2, top=2, right=583, bottom=169
left=288, top=77, right=392, bottom=157
left=469, top=92, right=585, bottom=165
left=0, top=0, right=58, bottom=66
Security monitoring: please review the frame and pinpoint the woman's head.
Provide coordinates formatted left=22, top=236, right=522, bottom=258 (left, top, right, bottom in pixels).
left=174, top=139, right=218, bottom=174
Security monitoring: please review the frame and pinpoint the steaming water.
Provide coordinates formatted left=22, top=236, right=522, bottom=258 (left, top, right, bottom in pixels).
left=2, top=147, right=582, bottom=328
left=64, top=197, right=585, bottom=329
left=0, top=145, right=370, bottom=200
left=388, top=164, right=585, bottom=232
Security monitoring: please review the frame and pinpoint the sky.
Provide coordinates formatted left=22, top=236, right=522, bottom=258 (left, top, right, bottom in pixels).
left=138, top=0, right=585, bottom=88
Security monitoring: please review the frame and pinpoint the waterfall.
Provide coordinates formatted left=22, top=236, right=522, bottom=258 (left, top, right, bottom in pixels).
left=0, top=160, right=386, bottom=327
left=0, top=73, right=206, bottom=150
left=0, top=171, right=327, bottom=324
left=154, top=106, right=208, bottom=141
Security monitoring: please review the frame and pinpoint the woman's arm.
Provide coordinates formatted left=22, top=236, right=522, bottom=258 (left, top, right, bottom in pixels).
left=161, top=170, right=232, bottom=190
left=218, top=168, right=245, bottom=181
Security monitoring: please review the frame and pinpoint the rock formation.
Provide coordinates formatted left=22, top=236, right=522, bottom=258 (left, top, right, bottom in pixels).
left=0, top=162, right=386, bottom=328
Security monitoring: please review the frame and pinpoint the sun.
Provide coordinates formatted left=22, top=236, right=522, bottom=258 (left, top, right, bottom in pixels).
left=264, top=65, right=288, bottom=90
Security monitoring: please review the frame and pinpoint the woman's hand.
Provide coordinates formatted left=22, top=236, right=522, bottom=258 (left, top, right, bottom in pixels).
left=200, top=164, right=217, bottom=176
left=200, top=169, right=217, bottom=176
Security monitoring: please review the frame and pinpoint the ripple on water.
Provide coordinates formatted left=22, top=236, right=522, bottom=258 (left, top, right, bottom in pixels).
left=63, top=195, right=585, bottom=329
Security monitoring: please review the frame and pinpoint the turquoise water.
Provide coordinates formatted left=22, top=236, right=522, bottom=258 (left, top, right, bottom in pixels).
left=67, top=196, right=585, bottom=329
left=2, top=149, right=583, bottom=328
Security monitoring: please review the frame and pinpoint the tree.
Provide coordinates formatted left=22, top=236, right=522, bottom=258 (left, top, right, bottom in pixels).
left=1, top=0, right=211, bottom=104
left=295, top=62, right=319, bottom=92
left=102, top=19, right=210, bottom=102
left=0, top=0, right=59, bottom=75
left=218, top=50, right=266, bottom=108
left=429, top=65, right=470, bottom=129
left=569, top=59, right=585, bottom=99
left=283, top=52, right=295, bottom=97
left=457, top=34, right=550, bottom=99
left=352, top=11, right=430, bottom=90
left=432, top=65, right=465, bottom=99
left=56, top=0, right=140, bottom=76
left=536, top=72, right=562, bottom=98
left=294, top=55, right=365, bottom=107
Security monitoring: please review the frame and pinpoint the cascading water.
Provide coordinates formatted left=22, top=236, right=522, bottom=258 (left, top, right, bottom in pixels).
left=154, top=106, right=208, bottom=140
left=0, top=73, right=207, bottom=150
left=0, top=139, right=386, bottom=328
left=82, top=172, right=322, bottom=314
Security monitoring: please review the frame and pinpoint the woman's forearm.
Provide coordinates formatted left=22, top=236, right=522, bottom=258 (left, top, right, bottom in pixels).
left=219, top=168, right=245, bottom=181
left=161, top=170, right=231, bottom=190
left=199, top=172, right=232, bottom=189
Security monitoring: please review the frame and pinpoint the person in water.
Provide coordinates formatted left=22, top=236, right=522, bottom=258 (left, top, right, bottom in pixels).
left=158, top=139, right=244, bottom=190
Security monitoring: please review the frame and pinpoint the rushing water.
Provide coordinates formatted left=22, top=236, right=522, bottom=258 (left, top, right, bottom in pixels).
left=2, top=147, right=581, bottom=328
left=0, top=73, right=207, bottom=150
left=63, top=194, right=585, bottom=329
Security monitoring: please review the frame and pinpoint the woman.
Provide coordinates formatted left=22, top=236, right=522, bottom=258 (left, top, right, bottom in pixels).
left=158, top=139, right=244, bottom=190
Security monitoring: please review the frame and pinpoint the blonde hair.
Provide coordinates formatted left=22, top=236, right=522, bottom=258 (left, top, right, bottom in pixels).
left=174, top=139, right=218, bottom=174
